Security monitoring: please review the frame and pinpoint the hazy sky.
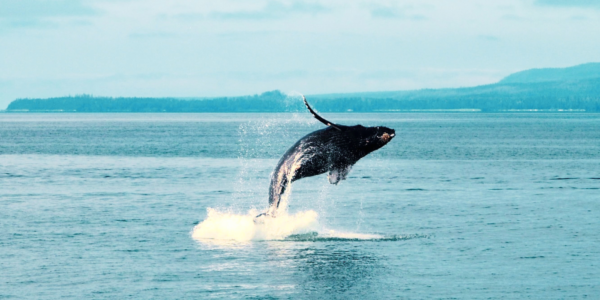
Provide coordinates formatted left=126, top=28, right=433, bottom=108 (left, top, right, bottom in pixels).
left=1, top=0, right=600, bottom=108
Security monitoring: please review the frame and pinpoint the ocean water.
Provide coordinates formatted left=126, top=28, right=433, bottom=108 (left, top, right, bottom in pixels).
left=1, top=112, right=599, bottom=299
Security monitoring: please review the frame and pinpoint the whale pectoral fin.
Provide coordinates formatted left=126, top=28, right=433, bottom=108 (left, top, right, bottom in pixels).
left=328, top=169, right=341, bottom=185
left=303, top=95, right=343, bottom=131
left=328, top=165, right=352, bottom=185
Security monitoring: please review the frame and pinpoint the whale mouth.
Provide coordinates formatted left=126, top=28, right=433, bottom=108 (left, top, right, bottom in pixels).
left=381, top=132, right=391, bottom=142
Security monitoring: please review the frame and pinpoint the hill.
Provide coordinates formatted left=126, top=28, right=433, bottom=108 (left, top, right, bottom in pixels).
left=6, top=91, right=300, bottom=113
left=6, top=63, right=600, bottom=112
left=499, top=62, right=600, bottom=84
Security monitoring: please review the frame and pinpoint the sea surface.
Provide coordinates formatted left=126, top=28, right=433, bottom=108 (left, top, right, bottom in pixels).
left=1, top=112, right=599, bottom=299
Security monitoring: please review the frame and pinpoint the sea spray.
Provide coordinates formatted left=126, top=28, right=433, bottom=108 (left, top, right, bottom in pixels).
left=234, top=96, right=308, bottom=210
left=192, top=208, right=319, bottom=243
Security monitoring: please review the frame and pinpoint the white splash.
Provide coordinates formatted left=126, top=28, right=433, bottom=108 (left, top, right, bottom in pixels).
left=191, top=208, right=319, bottom=243
left=320, top=230, right=384, bottom=240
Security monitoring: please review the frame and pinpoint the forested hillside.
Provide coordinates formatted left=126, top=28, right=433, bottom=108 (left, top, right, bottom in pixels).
left=7, top=63, right=600, bottom=112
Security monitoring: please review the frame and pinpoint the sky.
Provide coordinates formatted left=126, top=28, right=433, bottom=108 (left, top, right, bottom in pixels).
left=1, top=0, right=600, bottom=108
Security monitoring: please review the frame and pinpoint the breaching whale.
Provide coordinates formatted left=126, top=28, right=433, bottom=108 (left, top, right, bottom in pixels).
left=256, top=96, right=395, bottom=219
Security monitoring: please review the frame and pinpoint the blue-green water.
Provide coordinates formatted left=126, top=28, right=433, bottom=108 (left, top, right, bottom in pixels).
left=1, top=113, right=599, bottom=299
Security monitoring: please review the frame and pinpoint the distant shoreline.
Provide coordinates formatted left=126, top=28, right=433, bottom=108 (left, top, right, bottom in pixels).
left=5, top=63, right=600, bottom=113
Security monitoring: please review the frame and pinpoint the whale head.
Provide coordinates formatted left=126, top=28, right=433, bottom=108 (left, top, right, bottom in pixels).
left=354, top=125, right=395, bottom=154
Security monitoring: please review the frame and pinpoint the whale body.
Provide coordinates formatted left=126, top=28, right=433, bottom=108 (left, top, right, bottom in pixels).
left=259, top=96, right=395, bottom=218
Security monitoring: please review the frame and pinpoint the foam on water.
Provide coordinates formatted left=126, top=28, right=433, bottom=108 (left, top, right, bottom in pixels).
left=191, top=208, right=320, bottom=243
left=191, top=208, right=419, bottom=244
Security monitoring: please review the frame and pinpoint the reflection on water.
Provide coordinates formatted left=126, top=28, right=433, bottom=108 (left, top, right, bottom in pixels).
left=255, top=240, right=388, bottom=299
left=293, top=245, right=384, bottom=297
left=191, top=241, right=386, bottom=298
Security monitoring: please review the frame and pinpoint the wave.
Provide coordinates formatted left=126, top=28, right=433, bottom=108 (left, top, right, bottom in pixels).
left=282, top=232, right=427, bottom=242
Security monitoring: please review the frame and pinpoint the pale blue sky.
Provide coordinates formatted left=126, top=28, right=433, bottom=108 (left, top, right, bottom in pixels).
left=1, top=0, right=600, bottom=108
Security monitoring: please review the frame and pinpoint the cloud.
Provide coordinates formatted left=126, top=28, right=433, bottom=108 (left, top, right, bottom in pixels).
left=0, top=0, right=98, bottom=30
left=357, top=69, right=416, bottom=80
left=0, top=19, right=57, bottom=29
left=0, top=0, right=97, bottom=18
left=129, top=32, right=178, bottom=39
left=501, top=14, right=523, bottom=21
left=535, top=0, right=600, bottom=8
left=224, top=70, right=310, bottom=80
left=188, top=1, right=329, bottom=21
left=368, top=4, right=427, bottom=20
left=477, top=35, right=500, bottom=41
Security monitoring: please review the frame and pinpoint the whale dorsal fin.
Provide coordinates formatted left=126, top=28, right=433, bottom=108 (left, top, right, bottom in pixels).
left=302, top=95, right=342, bottom=131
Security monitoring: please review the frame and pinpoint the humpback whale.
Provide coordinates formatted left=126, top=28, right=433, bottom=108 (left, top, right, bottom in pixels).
left=257, top=96, right=395, bottom=219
